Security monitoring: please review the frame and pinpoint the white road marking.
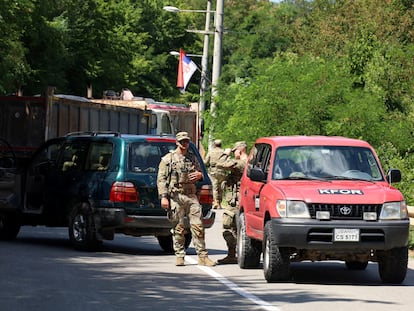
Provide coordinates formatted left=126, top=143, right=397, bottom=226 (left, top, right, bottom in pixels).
left=185, top=256, right=281, bottom=311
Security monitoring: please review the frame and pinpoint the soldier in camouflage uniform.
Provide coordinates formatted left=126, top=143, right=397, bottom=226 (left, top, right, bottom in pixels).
left=204, top=139, right=227, bottom=209
left=216, top=141, right=248, bottom=264
left=157, top=132, right=216, bottom=267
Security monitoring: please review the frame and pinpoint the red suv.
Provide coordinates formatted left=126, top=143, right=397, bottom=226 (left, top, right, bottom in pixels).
left=237, top=136, right=409, bottom=284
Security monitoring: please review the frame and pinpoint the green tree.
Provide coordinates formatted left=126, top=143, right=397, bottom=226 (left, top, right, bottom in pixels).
left=0, top=0, right=33, bottom=94
left=221, top=0, right=294, bottom=85
left=22, top=0, right=70, bottom=94
left=1, top=0, right=203, bottom=98
left=62, top=0, right=201, bottom=99
left=212, top=54, right=351, bottom=146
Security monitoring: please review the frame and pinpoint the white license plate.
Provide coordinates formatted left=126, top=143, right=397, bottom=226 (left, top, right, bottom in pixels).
left=334, top=228, right=360, bottom=242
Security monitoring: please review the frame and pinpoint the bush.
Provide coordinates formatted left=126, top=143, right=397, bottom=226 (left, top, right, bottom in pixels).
left=376, top=142, right=414, bottom=205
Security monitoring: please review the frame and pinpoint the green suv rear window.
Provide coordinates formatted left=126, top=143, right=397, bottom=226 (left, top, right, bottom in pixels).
left=129, top=141, right=176, bottom=173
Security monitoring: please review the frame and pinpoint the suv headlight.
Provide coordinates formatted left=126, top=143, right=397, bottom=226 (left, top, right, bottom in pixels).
left=380, top=201, right=407, bottom=220
left=276, top=200, right=310, bottom=218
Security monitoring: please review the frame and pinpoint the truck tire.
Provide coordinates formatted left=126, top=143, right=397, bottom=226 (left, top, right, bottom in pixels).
left=68, top=203, right=101, bottom=251
left=157, top=233, right=192, bottom=253
left=0, top=213, right=20, bottom=240
left=263, top=221, right=290, bottom=282
left=378, top=246, right=408, bottom=284
left=237, top=213, right=261, bottom=268
left=345, top=261, right=368, bottom=270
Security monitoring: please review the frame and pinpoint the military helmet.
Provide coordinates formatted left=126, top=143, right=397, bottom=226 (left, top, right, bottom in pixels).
left=232, top=141, right=247, bottom=151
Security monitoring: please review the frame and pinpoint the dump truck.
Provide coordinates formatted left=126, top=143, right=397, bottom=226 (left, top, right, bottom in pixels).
left=0, top=90, right=173, bottom=157
left=148, top=102, right=200, bottom=149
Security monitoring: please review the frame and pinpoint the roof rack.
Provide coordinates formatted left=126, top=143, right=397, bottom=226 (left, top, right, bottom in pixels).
left=65, top=131, right=121, bottom=137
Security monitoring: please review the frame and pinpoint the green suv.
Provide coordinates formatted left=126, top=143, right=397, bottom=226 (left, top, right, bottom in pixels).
left=0, top=132, right=214, bottom=251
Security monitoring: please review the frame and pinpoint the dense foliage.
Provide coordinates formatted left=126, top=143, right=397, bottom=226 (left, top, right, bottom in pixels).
left=1, top=0, right=414, bottom=202
left=212, top=0, right=414, bottom=204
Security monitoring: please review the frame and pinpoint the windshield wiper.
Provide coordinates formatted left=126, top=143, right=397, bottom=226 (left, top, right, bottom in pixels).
left=283, top=174, right=331, bottom=181
left=322, top=175, right=375, bottom=182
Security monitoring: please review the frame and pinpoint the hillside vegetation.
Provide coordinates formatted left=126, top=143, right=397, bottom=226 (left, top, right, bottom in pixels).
left=1, top=0, right=414, bottom=202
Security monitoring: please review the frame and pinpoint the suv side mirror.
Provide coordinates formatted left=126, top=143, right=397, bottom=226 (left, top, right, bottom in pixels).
left=249, top=166, right=266, bottom=182
left=386, top=168, right=401, bottom=183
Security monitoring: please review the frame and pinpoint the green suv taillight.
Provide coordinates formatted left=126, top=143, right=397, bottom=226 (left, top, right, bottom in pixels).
left=199, top=184, right=213, bottom=205
left=110, top=182, right=138, bottom=202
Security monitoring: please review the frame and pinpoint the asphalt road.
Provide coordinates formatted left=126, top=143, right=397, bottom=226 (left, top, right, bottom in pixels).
left=1, top=209, right=413, bottom=311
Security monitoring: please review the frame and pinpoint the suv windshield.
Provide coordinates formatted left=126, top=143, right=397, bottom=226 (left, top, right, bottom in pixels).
left=129, top=141, right=176, bottom=173
left=273, top=146, right=383, bottom=181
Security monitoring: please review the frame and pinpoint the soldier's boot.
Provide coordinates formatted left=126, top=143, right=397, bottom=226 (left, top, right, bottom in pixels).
left=176, top=257, right=185, bottom=266
left=198, top=256, right=217, bottom=266
left=217, top=248, right=237, bottom=265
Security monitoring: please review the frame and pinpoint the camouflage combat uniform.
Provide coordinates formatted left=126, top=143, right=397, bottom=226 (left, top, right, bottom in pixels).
left=217, top=157, right=244, bottom=248
left=157, top=148, right=213, bottom=265
left=204, top=140, right=227, bottom=209
left=215, top=141, right=248, bottom=264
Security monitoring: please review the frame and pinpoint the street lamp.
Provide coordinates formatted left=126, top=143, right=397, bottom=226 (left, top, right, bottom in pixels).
left=163, top=6, right=213, bottom=14
left=164, top=2, right=214, bottom=147
left=164, top=1, right=223, bottom=148
left=163, top=3, right=213, bottom=115
left=169, top=51, right=203, bottom=58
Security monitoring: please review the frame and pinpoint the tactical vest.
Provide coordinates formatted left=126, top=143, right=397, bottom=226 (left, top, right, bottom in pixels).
left=167, top=151, right=197, bottom=195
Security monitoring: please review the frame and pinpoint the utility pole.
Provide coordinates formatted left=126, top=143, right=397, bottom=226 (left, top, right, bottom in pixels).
left=198, top=0, right=212, bottom=149
left=208, top=0, right=224, bottom=148
left=199, top=0, right=212, bottom=114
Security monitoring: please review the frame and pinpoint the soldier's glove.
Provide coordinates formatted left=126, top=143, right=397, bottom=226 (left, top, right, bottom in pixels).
left=224, top=148, right=232, bottom=156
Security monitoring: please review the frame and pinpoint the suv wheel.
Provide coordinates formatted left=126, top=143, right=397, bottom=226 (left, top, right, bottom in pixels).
left=378, top=247, right=408, bottom=284
left=263, top=221, right=290, bottom=282
left=237, top=213, right=261, bottom=268
left=157, top=233, right=192, bottom=253
left=0, top=213, right=20, bottom=240
left=68, top=203, right=101, bottom=251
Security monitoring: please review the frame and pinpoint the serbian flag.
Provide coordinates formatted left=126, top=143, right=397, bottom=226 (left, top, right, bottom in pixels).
left=177, top=49, right=198, bottom=92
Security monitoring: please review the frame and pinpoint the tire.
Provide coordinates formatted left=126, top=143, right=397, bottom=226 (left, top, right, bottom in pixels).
left=345, top=261, right=368, bottom=270
left=263, top=221, right=290, bottom=282
left=157, top=235, right=174, bottom=253
left=68, top=203, right=101, bottom=251
left=237, top=213, right=261, bottom=268
left=157, top=233, right=192, bottom=253
left=378, top=247, right=408, bottom=284
left=0, top=213, right=20, bottom=240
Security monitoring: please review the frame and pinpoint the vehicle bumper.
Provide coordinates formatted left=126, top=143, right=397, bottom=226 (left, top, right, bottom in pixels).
left=96, top=208, right=126, bottom=227
left=96, top=208, right=215, bottom=229
left=123, top=210, right=216, bottom=229
left=269, top=218, right=410, bottom=251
